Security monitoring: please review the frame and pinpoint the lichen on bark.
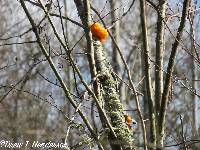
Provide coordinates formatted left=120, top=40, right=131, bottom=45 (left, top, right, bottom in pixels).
left=93, top=40, right=134, bottom=149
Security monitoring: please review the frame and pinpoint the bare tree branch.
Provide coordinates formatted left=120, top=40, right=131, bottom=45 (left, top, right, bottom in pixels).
left=158, top=0, right=190, bottom=148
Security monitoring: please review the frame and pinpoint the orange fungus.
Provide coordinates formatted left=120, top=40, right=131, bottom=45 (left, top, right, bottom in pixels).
left=90, top=22, right=109, bottom=43
left=125, top=115, right=133, bottom=125
left=124, top=115, right=137, bottom=130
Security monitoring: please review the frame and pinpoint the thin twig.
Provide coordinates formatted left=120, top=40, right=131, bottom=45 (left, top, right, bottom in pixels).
left=0, top=40, right=37, bottom=46
left=19, top=1, right=104, bottom=149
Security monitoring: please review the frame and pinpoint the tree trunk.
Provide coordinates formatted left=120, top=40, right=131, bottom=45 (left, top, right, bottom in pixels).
left=155, top=0, right=166, bottom=148
left=74, top=0, right=134, bottom=149
left=139, top=0, right=156, bottom=148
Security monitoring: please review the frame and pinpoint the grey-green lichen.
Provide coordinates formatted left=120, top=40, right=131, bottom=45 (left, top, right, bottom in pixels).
left=93, top=40, right=134, bottom=149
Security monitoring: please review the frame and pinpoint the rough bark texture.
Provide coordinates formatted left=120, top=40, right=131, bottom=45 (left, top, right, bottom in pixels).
left=73, top=0, right=134, bottom=149
left=94, top=40, right=133, bottom=150
left=109, top=0, right=125, bottom=103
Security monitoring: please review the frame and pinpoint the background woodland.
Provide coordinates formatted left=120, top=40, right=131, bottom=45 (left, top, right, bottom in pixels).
left=0, top=0, right=199, bottom=149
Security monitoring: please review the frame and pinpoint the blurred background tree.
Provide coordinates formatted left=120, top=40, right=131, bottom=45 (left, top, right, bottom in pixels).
left=0, top=0, right=199, bottom=149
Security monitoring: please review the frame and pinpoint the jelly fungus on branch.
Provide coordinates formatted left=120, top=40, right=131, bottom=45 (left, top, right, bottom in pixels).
left=90, top=22, right=109, bottom=43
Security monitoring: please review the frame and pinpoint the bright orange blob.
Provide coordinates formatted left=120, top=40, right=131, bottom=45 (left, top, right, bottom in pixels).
left=90, top=22, right=109, bottom=43
left=125, top=115, right=133, bottom=125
